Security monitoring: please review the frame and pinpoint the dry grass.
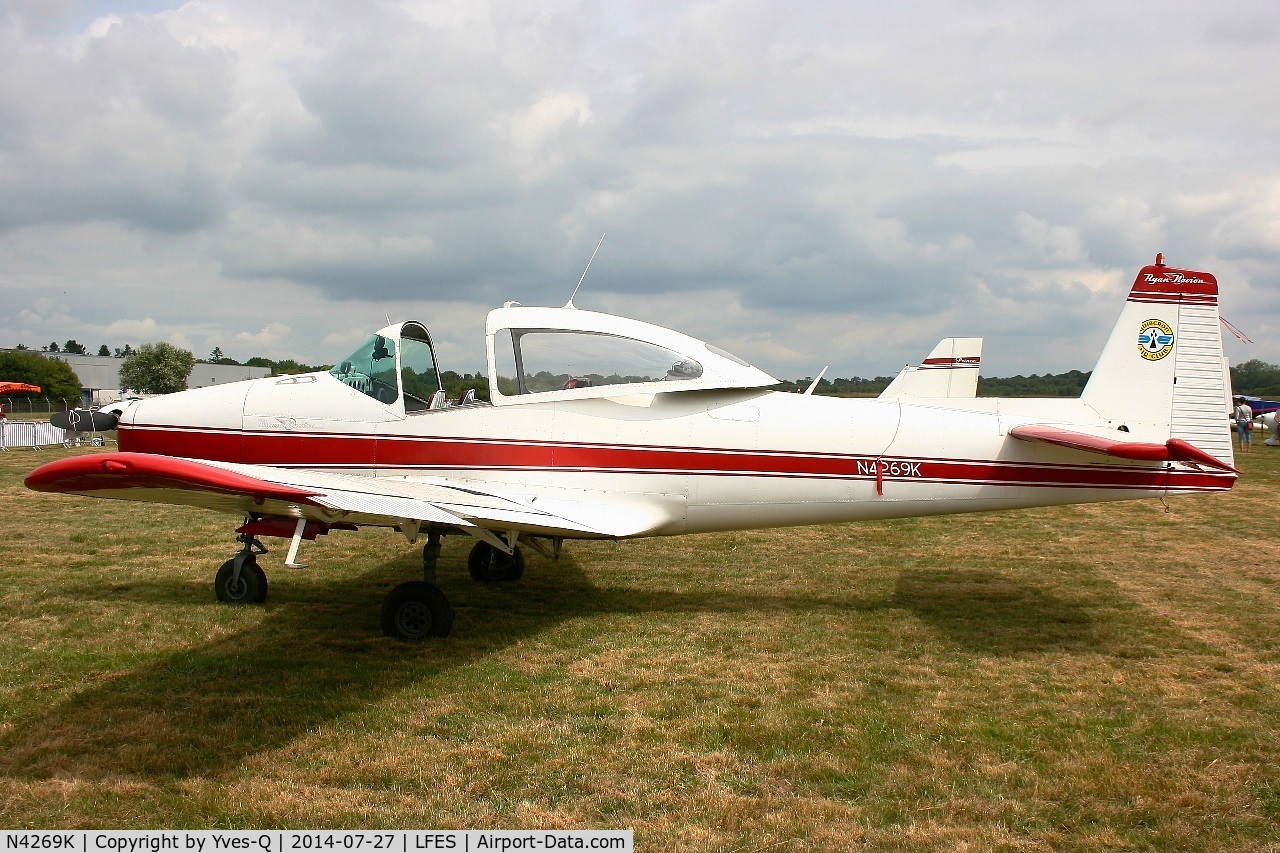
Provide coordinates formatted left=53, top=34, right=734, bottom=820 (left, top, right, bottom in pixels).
left=1, top=443, right=1278, bottom=850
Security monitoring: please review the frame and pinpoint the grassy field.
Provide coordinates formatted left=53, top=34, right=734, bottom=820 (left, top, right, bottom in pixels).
left=1, top=443, right=1278, bottom=850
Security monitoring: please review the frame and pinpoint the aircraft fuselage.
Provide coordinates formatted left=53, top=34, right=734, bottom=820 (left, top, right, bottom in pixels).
left=116, top=373, right=1233, bottom=538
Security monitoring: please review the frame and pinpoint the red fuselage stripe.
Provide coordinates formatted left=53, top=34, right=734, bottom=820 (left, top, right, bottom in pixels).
left=118, top=425, right=1235, bottom=492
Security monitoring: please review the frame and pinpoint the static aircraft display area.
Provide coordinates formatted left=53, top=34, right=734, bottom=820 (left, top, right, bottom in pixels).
left=27, top=257, right=1237, bottom=640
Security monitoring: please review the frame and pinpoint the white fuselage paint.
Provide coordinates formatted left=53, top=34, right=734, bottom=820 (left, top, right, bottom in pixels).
left=117, top=374, right=1233, bottom=538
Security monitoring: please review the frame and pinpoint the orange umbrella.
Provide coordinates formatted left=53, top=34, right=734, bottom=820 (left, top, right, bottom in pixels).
left=0, top=382, right=41, bottom=395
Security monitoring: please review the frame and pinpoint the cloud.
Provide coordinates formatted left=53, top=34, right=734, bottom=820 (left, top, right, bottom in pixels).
left=0, top=9, right=233, bottom=233
left=233, top=321, right=291, bottom=350
left=0, top=0, right=1278, bottom=378
left=103, top=316, right=160, bottom=340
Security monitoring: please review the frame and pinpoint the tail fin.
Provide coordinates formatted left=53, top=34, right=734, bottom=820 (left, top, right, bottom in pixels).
left=879, top=338, right=982, bottom=399
left=1081, top=256, right=1232, bottom=466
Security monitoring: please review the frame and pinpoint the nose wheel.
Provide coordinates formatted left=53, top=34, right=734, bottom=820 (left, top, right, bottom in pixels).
left=214, top=558, right=268, bottom=602
left=214, top=532, right=269, bottom=603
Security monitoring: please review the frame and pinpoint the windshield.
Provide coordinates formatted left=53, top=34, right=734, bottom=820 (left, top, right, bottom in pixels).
left=331, top=324, right=442, bottom=410
left=331, top=334, right=400, bottom=404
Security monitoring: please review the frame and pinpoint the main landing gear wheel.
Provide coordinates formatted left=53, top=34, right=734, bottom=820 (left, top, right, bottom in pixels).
left=467, top=541, right=525, bottom=582
left=214, top=558, right=268, bottom=603
left=381, top=581, right=454, bottom=641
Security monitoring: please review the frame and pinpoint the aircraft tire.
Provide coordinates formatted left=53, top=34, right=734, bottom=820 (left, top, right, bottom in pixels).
left=381, top=581, right=454, bottom=641
left=467, top=541, right=525, bottom=582
left=214, top=558, right=268, bottom=604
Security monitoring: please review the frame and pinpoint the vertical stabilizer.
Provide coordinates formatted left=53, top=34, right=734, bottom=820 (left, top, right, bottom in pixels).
left=1081, top=258, right=1232, bottom=466
left=879, top=338, right=982, bottom=399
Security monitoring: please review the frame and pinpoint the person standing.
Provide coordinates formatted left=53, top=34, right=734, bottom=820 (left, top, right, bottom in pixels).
left=1233, top=398, right=1255, bottom=452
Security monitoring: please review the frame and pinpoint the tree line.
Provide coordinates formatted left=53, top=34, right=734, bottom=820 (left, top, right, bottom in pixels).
left=784, top=361, right=1280, bottom=398
left=8, top=337, right=1280, bottom=402
left=782, top=369, right=1093, bottom=397
left=13, top=340, right=138, bottom=358
left=1228, top=360, right=1280, bottom=398
left=1, top=341, right=491, bottom=400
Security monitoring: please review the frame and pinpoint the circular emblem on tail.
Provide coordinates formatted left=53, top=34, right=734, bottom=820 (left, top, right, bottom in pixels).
left=1137, top=318, right=1175, bottom=361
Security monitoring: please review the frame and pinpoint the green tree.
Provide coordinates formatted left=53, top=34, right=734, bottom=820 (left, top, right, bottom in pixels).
left=97, top=345, right=110, bottom=357
left=244, top=356, right=330, bottom=375
left=440, top=370, right=489, bottom=401
left=1230, top=359, right=1280, bottom=397
left=119, top=342, right=196, bottom=394
left=206, top=347, right=241, bottom=365
left=63, top=339, right=87, bottom=355
left=270, top=359, right=310, bottom=375
left=0, top=351, right=82, bottom=401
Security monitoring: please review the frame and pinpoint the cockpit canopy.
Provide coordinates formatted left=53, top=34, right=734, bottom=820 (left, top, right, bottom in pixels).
left=492, top=328, right=705, bottom=395
left=327, top=307, right=778, bottom=412
left=486, top=305, right=778, bottom=405
left=331, top=321, right=444, bottom=413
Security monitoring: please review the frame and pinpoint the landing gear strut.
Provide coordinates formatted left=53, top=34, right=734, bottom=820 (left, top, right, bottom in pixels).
left=381, top=529, right=455, bottom=641
left=214, top=532, right=269, bottom=603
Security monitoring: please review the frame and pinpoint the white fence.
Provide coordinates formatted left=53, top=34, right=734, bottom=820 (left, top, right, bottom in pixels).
left=0, top=420, right=68, bottom=450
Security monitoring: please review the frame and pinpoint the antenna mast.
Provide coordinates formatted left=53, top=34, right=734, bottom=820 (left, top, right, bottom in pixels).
left=565, top=233, right=606, bottom=308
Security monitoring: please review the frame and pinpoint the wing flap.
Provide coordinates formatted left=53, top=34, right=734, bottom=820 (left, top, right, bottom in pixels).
left=308, top=489, right=468, bottom=527
left=1008, top=424, right=1237, bottom=473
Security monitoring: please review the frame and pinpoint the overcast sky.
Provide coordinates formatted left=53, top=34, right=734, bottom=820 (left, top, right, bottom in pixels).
left=1, top=0, right=1278, bottom=379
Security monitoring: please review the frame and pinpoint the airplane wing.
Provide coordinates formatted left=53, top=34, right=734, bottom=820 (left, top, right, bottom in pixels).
left=25, top=452, right=684, bottom=539
left=1232, top=394, right=1280, bottom=416
left=1008, top=424, right=1237, bottom=473
left=879, top=338, right=982, bottom=399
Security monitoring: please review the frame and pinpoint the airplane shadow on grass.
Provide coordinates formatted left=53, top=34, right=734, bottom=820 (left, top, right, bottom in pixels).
left=892, top=567, right=1104, bottom=655
left=0, top=553, right=1131, bottom=783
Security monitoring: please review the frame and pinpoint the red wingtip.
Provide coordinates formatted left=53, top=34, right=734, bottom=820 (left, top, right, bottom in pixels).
left=26, top=451, right=320, bottom=500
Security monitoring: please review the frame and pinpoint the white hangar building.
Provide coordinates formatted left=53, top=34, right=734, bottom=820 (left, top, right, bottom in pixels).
left=36, top=352, right=271, bottom=405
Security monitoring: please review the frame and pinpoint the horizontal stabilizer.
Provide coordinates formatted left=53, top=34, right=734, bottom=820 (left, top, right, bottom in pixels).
left=1008, top=424, right=1237, bottom=473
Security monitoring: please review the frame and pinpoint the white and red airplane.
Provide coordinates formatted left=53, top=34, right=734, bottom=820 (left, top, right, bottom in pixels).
left=27, top=256, right=1237, bottom=640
